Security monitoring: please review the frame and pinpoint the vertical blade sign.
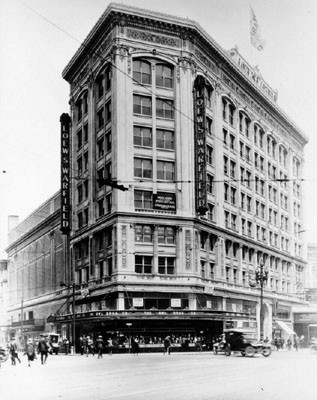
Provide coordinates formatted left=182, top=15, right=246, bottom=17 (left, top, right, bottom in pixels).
left=60, top=113, right=71, bottom=234
left=194, top=76, right=208, bottom=215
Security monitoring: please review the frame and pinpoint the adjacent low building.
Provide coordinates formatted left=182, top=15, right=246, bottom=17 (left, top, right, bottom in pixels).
left=5, top=192, right=69, bottom=347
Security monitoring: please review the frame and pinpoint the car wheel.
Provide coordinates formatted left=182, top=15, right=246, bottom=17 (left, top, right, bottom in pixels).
left=245, top=346, right=255, bottom=357
left=225, top=345, right=231, bottom=356
left=262, top=347, right=272, bottom=357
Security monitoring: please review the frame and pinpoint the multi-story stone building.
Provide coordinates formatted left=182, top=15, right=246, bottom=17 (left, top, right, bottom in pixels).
left=58, top=3, right=308, bottom=346
left=5, top=193, right=68, bottom=347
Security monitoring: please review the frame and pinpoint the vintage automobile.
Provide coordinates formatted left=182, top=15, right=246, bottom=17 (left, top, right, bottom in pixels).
left=0, top=345, right=9, bottom=364
left=310, top=337, right=317, bottom=351
left=223, top=329, right=272, bottom=357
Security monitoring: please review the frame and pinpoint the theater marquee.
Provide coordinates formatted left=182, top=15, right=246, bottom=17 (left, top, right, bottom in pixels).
left=194, top=75, right=208, bottom=215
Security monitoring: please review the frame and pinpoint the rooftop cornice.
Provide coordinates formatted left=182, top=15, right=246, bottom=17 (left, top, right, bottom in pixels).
left=62, top=2, right=307, bottom=144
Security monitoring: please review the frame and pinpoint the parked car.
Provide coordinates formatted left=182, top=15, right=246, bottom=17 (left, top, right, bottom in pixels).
left=0, top=345, right=9, bottom=364
left=309, top=337, right=317, bottom=351
left=223, top=329, right=271, bottom=357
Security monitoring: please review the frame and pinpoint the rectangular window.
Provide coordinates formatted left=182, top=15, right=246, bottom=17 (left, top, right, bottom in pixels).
left=77, top=129, right=82, bottom=150
left=77, top=184, right=83, bottom=203
left=77, top=156, right=82, bottom=176
left=206, top=145, right=213, bottom=165
left=98, top=198, right=104, bottom=217
left=158, top=226, right=175, bottom=244
left=134, top=190, right=152, bottom=209
left=207, top=174, right=214, bottom=194
left=206, top=117, right=213, bottom=135
left=97, top=108, right=104, bottom=129
left=97, top=137, right=104, bottom=159
left=105, top=130, right=112, bottom=152
left=134, top=158, right=152, bottom=179
left=84, top=152, right=88, bottom=171
left=157, top=129, right=174, bottom=150
left=133, top=95, right=152, bottom=116
left=133, top=126, right=152, bottom=147
left=157, top=160, right=175, bottom=181
left=135, top=255, right=152, bottom=274
left=158, top=257, right=175, bottom=275
left=105, top=101, right=111, bottom=122
left=135, top=225, right=153, bottom=243
left=156, top=64, right=173, bottom=88
left=156, top=99, right=174, bottom=119
left=208, top=203, right=214, bottom=221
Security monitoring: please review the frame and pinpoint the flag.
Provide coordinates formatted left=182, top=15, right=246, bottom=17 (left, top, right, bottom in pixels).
left=250, top=6, right=266, bottom=51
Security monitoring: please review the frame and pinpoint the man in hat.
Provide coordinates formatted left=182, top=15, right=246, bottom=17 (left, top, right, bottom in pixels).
left=25, top=338, right=36, bottom=367
left=95, top=335, right=105, bottom=358
left=163, top=336, right=171, bottom=355
left=9, top=338, right=21, bottom=365
left=37, top=335, right=49, bottom=365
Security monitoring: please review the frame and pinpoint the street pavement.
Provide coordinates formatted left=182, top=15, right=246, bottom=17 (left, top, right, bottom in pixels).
left=0, top=349, right=316, bottom=400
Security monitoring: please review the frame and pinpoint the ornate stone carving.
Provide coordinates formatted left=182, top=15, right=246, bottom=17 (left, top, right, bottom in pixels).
left=126, top=28, right=180, bottom=47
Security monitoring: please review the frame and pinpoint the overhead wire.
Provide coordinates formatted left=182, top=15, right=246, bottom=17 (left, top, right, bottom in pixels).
left=15, top=0, right=311, bottom=189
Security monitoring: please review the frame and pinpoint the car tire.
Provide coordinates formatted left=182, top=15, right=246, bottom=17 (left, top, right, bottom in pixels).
left=245, top=346, right=255, bottom=357
left=225, top=345, right=231, bottom=356
left=262, top=347, right=272, bottom=357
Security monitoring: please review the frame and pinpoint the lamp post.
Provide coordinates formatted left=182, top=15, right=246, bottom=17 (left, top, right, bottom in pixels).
left=255, top=259, right=268, bottom=341
left=61, top=282, right=76, bottom=354
left=126, top=323, right=132, bottom=353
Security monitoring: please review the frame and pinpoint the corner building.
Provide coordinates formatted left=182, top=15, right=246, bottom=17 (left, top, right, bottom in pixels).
left=60, top=3, right=307, bottom=346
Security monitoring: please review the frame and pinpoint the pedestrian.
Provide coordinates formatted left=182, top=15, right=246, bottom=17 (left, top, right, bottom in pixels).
left=79, top=336, right=84, bottom=355
left=163, top=336, right=171, bottom=355
left=9, top=339, right=21, bottom=365
left=64, top=338, right=70, bottom=354
left=131, top=337, right=139, bottom=356
left=107, top=337, right=113, bottom=355
left=287, top=337, right=292, bottom=350
left=299, top=335, right=305, bottom=349
left=95, top=335, right=105, bottom=359
left=25, top=338, right=36, bottom=367
left=86, top=336, right=95, bottom=356
left=294, top=335, right=299, bottom=351
left=37, top=336, right=49, bottom=365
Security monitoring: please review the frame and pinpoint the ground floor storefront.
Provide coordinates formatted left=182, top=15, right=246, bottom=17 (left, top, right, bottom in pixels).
left=54, top=309, right=253, bottom=353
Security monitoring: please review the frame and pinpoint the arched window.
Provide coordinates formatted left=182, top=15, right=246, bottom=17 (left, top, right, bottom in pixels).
left=239, top=111, right=251, bottom=137
left=133, top=60, right=151, bottom=85
left=254, top=124, right=264, bottom=148
left=279, top=146, right=288, bottom=167
left=156, top=64, right=173, bottom=88
left=222, top=97, right=235, bottom=125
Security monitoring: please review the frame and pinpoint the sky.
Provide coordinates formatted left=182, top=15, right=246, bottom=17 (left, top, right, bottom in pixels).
left=1, top=0, right=317, bottom=257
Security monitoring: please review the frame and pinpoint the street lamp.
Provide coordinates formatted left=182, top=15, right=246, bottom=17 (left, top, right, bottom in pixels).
left=126, top=323, right=132, bottom=353
left=255, top=259, right=268, bottom=341
left=60, top=281, right=76, bottom=354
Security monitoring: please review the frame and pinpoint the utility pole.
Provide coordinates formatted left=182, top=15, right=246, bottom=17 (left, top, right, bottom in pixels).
left=20, top=299, right=24, bottom=350
left=255, top=259, right=268, bottom=341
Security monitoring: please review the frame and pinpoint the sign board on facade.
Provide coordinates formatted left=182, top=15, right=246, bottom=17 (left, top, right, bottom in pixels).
left=153, top=192, right=176, bottom=211
left=133, top=298, right=144, bottom=308
left=171, top=298, right=181, bottom=308
left=60, top=113, right=71, bottom=234
left=294, top=313, right=317, bottom=323
left=193, top=75, right=208, bottom=215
